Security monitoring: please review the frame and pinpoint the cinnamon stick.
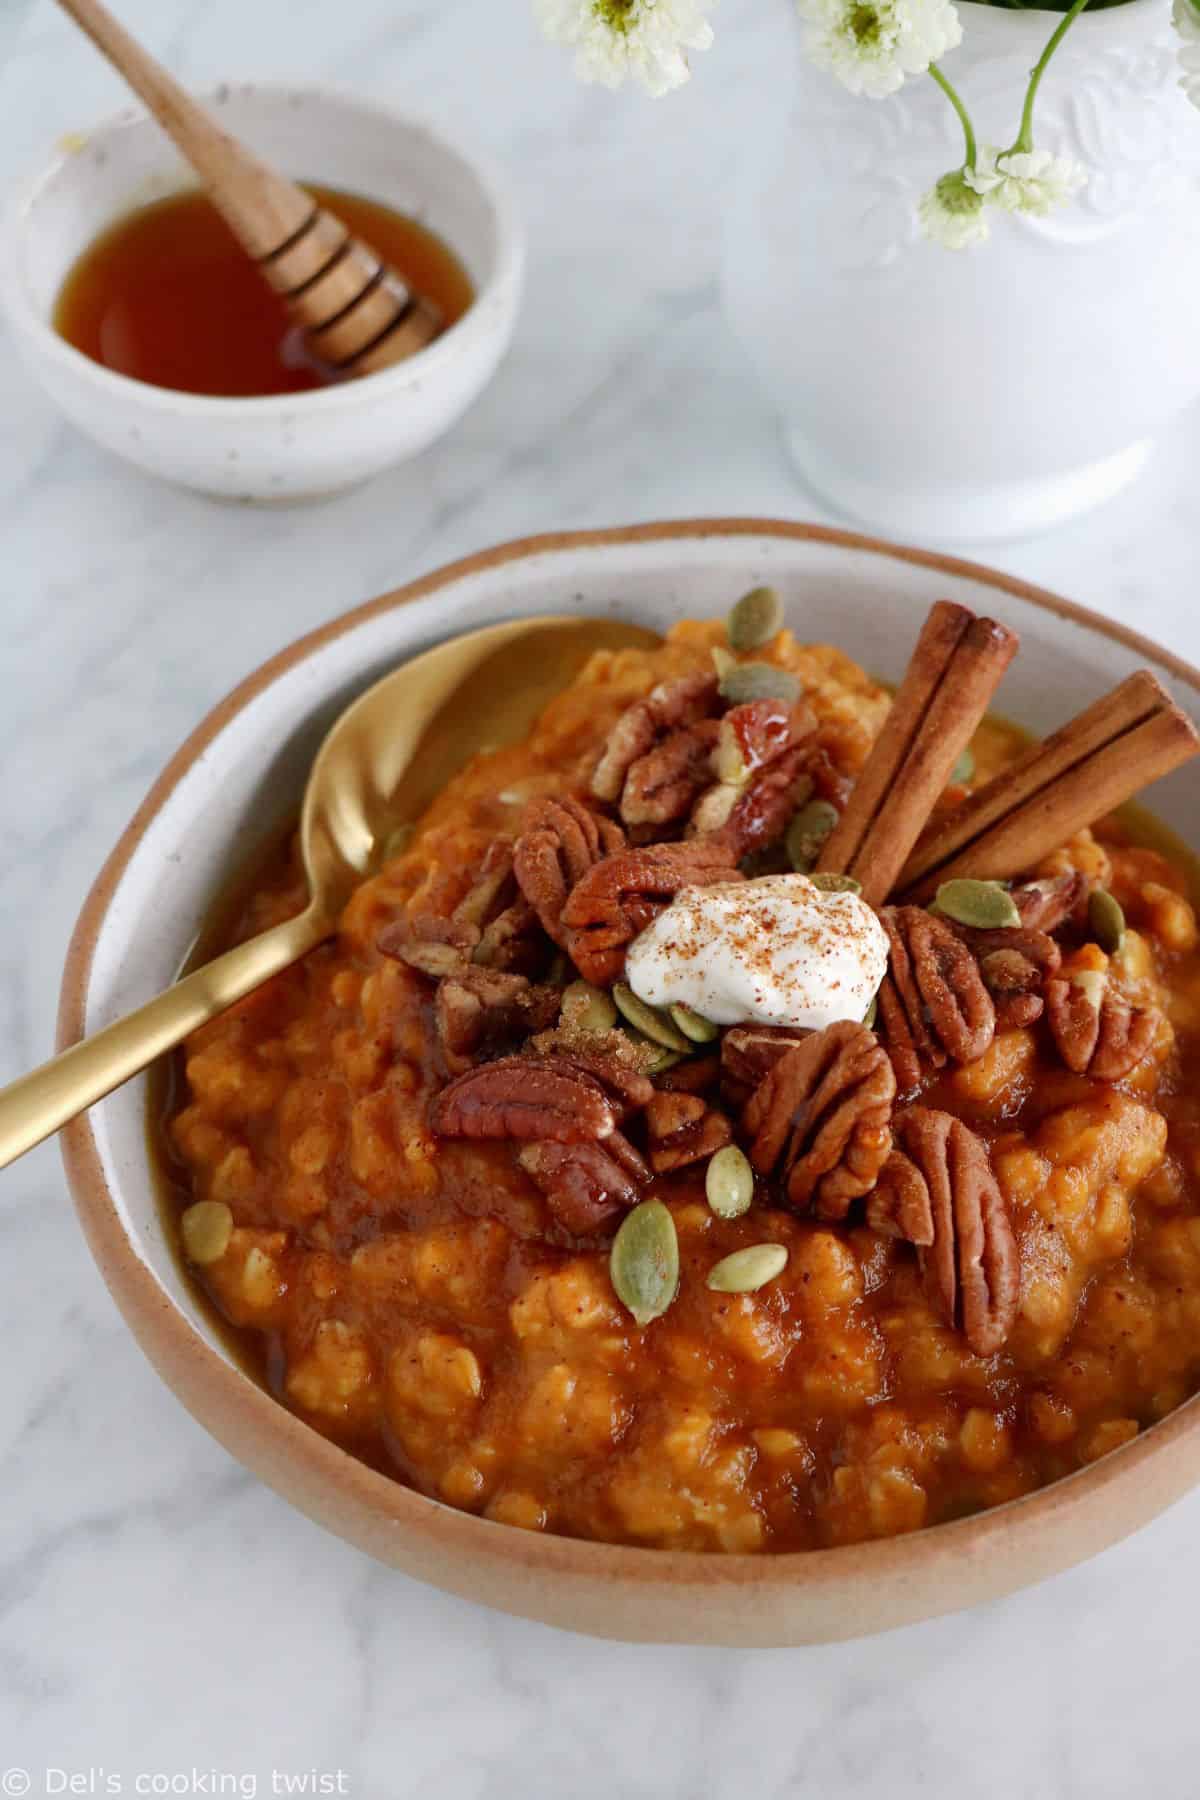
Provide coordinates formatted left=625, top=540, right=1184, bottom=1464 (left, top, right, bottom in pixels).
left=817, top=601, right=1019, bottom=907
left=900, top=670, right=1199, bottom=900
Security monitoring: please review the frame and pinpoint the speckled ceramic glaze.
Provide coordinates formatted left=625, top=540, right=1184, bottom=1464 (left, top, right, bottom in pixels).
left=0, top=84, right=523, bottom=499
left=58, top=521, right=1200, bottom=1645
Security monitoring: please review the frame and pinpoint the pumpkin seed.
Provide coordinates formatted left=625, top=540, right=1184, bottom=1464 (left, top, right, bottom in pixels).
left=1088, top=887, right=1126, bottom=955
left=863, top=990, right=878, bottom=1029
left=711, top=645, right=736, bottom=680
left=613, top=983, right=692, bottom=1051
left=808, top=871, right=862, bottom=895
left=639, top=1043, right=687, bottom=1075
left=949, top=747, right=975, bottom=786
left=561, top=980, right=618, bottom=1035
left=1071, top=969, right=1108, bottom=1011
left=705, top=1145, right=755, bottom=1220
left=727, top=585, right=783, bottom=651
left=718, top=662, right=802, bottom=707
left=933, top=878, right=1021, bottom=931
left=706, top=1243, right=789, bottom=1294
left=610, top=1200, right=680, bottom=1327
left=786, top=798, right=839, bottom=872
left=181, top=1200, right=233, bottom=1266
left=669, top=1002, right=720, bottom=1044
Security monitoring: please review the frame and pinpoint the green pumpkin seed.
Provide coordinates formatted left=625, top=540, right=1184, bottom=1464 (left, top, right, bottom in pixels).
left=949, top=747, right=975, bottom=786
left=1088, top=888, right=1126, bottom=955
left=613, top=984, right=692, bottom=1051
left=727, top=586, right=784, bottom=652
left=863, top=990, right=878, bottom=1029
left=718, top=662, right=802, bottom=707
left=639, top=1043, right=687, bottom=1075
left=181, top=1200, right=233, bottom=1266
left=1071, top=969, right=1108, bottom=1011
left=933, top=878, right=1021, bottom=931
left=610, top=1200, right=680, bottom=1327
left=669, top=1002, right=720, bottom=1044
left=561, top=980, right=618, bottom=1035
left=706, top=1243, right=788, bottom=1294
left=711, top=645, right=736, bottom=680
left=808, top=871, right=862, bottom=895
left=705, top=1145, right=755, bottom=1220
left=786, top=799, right=839, bottom=872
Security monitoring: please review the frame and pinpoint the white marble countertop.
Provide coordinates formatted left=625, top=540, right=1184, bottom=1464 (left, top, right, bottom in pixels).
left=3, top=0, right=1199, bottom=1794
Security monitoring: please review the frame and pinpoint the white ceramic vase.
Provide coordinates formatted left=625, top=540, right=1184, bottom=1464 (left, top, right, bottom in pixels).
left=721, top=0, right=1200, bottom=541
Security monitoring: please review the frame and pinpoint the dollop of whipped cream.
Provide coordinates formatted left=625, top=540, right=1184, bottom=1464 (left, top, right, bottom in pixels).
left=625, top=874, right=888, bottom=1031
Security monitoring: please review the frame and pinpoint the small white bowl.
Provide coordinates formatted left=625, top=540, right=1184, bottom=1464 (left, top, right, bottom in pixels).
left=0, top=84, right=524, bottom=500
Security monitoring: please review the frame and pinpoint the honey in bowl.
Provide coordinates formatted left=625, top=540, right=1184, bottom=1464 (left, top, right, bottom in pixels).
left=53, top=184, right=474, bottom=397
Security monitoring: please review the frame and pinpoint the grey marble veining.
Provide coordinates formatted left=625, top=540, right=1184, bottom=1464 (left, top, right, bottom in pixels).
left=2, top=1, right=1200, bottom=1794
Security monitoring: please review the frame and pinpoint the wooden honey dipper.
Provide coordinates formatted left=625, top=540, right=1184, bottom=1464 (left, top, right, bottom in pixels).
left=56, top=0, right=441, bottom=379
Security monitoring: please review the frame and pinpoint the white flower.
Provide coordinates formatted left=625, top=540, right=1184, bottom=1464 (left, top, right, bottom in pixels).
left=1173, top=0, right=1200, bottom=108
left=796, top=0, right=961, bottom=98
left=966, top=145, right=1087, bottom=218
left=534, top=0, right=715, bottom=96
left=918, top=170, right=990, bottom=248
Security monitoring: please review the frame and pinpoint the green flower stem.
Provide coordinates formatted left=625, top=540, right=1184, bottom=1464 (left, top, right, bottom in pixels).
left=928, top=63, right=978, bottom=171
left=1009, top=0, right=1093, bottom=154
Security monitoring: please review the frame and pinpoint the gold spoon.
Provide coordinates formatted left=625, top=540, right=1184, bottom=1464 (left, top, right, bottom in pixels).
left=0, top=614, right=658, bottom=1170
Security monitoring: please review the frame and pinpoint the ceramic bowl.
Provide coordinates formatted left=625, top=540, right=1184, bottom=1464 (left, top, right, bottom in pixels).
left=0, top=84, right=523, bottom=500
left=59, top=520, right=1200, bottom=1645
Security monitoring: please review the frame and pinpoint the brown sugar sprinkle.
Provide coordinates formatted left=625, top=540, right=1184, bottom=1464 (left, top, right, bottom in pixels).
left=166, top=603, right=1200, bottom=1555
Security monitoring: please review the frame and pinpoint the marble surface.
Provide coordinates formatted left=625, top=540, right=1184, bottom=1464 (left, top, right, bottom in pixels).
left=3, top=0, right=1200, bottom=1793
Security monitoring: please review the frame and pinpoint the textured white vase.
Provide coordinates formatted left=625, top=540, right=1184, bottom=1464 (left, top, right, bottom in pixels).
left=721, top=0, right=1200, bottom=541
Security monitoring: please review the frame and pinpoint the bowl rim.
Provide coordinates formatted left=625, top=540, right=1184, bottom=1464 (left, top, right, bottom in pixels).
left=0, top=79, right=524, bottom=418
left=57, top=517, right=1200, bottom=1603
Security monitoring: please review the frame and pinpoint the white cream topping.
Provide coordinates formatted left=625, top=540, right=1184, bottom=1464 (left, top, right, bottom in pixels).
left=625, top=874, right=888, bottom=1031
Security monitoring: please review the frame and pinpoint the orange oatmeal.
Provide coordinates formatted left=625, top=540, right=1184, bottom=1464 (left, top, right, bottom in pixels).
left=164, top=607, right=1200, bottom=1553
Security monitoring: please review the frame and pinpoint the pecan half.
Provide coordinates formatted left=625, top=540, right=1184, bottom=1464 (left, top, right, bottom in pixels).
left=720, top=1024, right=813, bottom=1109
left=865, top=1148, right=935, bottom=1245
left=888, top=1107, right=1019, bottom=1357
left=430, top=1057, right=616, bottom=1143
left=656, top=1052, right=721, bottom=1095
left=377, top=911, right=477, bottom=978
left=742, top=1020, right=896, bottom=1219
left=621, top=719, right=722, bottom=829
left=524, top=1033, right=656, bottom=1115
left=561, top=840, right=742, bottom=986
left=1011, top=871, right=1088, bottom=933
left=518, top=1139, right=644, bottom=1236
left=435, top=968, right=561, bottom=1070
left=512, top=796, right=626, bottom=948
left=877, top=906, right=996, bottom=1094
left=712, top=740, right=817, bottom=860
left=958, top=928, right=1061, bottom=1031
left=644, top=1091, right=732, bottom=1173
left=1045, top=976, right=1159, bottom=1081
left=591, top=673, right=719, bottom=808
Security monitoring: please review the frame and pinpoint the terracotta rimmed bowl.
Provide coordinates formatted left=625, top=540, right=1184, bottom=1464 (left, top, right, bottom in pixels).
left=59, top=520, right=1200, bottom=1646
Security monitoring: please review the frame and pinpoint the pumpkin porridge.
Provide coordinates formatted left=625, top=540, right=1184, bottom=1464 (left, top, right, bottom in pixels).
left=164, top=593, right=1200, bottom=1553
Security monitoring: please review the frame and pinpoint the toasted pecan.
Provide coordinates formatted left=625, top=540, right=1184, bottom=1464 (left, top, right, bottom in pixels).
left=591, top=672, right=720, bottom=810
left=434, top=968, right=561, bottom=1070
left=430, top=1056, right=616, bottom=1143
left=742, top=1020, right=895, bottom=1219
left=518, top=1137, right=646, bottom=1235
left=1045, top=976, right=1160, bottom=1081
left=512, top=796, right=626, bottom=948
left=561, top=840, right=742, bottom=986
left=720, top=1024, right=813, bottom=1109
left=890, top=1107, right=1019, bottom=1357
left=877, top=906, right=995, bottom=1094
left=643, top=1091, right=732, bottom=1174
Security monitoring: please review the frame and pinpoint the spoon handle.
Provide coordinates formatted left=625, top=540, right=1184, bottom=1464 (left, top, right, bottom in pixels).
left=0, top=907, right=328, bottom=1171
